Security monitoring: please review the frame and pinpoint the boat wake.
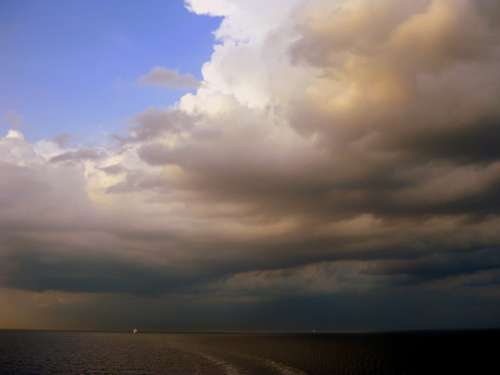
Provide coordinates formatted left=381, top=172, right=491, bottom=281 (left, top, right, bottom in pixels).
left=258, top=358, right=309, bottom=375
left=192, top=349, right=308, bottom=375
left=194, top=351, right=241, bottom=375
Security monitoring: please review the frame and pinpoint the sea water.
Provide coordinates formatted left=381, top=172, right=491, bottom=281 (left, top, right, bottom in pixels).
left=0, top=330, right=497, bottom=374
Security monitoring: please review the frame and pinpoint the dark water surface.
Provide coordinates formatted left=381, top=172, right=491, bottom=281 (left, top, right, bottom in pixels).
left=0, top=330, right=498, bottom=374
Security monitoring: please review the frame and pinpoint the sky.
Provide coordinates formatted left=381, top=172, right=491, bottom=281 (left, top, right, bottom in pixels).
left=0, top=0, right=218, bottom=142
left=1, top=0, right=500, bottom=331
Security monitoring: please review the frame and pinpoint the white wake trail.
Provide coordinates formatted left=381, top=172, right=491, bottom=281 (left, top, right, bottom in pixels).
left=195, top=351, right=241, bottom=375
left=259, top=358, right=309, bottom=375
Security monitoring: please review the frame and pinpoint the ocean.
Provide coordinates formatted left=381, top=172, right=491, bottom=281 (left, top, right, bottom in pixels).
left=0, top=330, right=498, bottom=374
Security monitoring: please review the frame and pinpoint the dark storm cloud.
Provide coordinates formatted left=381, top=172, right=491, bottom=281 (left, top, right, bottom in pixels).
left=366, top=247, right=500, bottom=285
left=6, top=217, right=498, bottom=298
left=134, top=129, right=500, bottom=220
left=385, top=121, right=500, bottom=164
left=2, top=250, right=200, bottom=295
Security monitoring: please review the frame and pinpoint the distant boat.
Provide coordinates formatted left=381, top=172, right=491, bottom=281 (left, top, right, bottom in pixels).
left=132, top=328, right=138, bottom=334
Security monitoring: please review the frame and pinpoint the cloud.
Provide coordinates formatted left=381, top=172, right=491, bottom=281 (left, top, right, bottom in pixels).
left=5, top=129, right=24, bottom=140
left=50, top=149, right=104, bottom=163
left=98, top=163, right=126, bottom=176
left=139, top=66, right=200, bottom=90
left=2, top=0, right=500, bottom=329
left=116, top=108, right=196, bottom=144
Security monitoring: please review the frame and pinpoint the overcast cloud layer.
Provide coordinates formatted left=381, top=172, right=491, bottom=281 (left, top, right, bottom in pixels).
left=2, top=0, right=500, bottom=330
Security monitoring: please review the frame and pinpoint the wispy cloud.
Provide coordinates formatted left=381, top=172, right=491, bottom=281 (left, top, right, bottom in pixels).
left=139, top=66, right=200, bottom=90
